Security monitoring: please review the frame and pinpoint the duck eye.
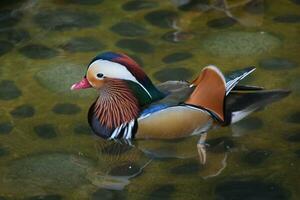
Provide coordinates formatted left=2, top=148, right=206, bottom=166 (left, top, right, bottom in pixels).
left=96, top=73, right=104, bottom=78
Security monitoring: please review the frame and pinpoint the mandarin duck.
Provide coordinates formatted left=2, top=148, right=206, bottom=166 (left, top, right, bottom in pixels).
left=71, top=52, right=290, bottom=140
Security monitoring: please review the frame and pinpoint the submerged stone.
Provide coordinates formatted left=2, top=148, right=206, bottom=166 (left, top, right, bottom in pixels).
left=259, top=57, right=297, bottom=70
left=34, top=9, right=101, bottom=31
left=52, top=103, right=81, bottom=115
left=170, top=160, right=201, bottom=175
left=207, top=17, right=237, bottom=29
left=0, top=146, right=9, bottom=157
left=74, top=123, right=92, bottom=135
left=34, top=124, right=57, bottom=139
left=110, top=22, right=148, bottom=37
left=273, top=14, right=300, bottom=23
left=10, top=104, right=35, bottom=118
left=242, top=149, right=272, bottom=165
left=122, top=0, right=158, bottom=11
left=108, top=162, right=140, bottom=176
left=129, top=54, right=143, bottom=66
left=19, top=44, right=58, bottom=59
left=162, top=52, right=193, bottom=63
left=61, top=0, right=103, bottom=5
left=244, top=0, right=266, bottom=14
left=0, top=80, right=21, bottom=100
left=285, top=130, right=300, bottom=142
left=290, top=0, right=300, bottom=5
left=144, top=10, right=178, bottom=28
left=202, top=31, right=281, bottom=57
left=116, top=39, right=154, bottom=53
left=176, top=0, right=210, bottom=11
left=0, top=9, right=22, bottom=28
left=286, top=111, right=300, bottom=124
left=215, top=179, right=290, bottom=200
left=295, top=149, right=300, bottom=158
left=153, top=67, right=193, bottom=82
left=148, top=184, right=175, bottom=199
left=91, top=188, right=125, bottom=200
left=0, top=122, right=13, bottom=134
left=61, top=37, right=105, bottom=53
left=0, top=29, right=30, bottom=44
left=6, top=153, right=91, bottom=190
left=25, top=195, right=63, bottom=200
left=0, top=41, right=14, bottom=56
left=35, top=63, right=95, bottom=97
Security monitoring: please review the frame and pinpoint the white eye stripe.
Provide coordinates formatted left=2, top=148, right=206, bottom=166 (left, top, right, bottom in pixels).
left=89, top=59, right=152, bottom=98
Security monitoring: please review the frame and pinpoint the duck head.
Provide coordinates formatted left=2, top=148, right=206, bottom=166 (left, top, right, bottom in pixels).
left=71, top=52, right=164, bottom=106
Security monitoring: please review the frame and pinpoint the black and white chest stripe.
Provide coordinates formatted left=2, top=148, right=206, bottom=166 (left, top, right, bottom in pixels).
left=109, top=119, right=138, bottom=140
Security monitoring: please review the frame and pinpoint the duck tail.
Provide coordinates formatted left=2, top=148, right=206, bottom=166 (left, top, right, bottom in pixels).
left=185, top=66, right=290, bottom=125
left=226, top=88, right=290, bottom=124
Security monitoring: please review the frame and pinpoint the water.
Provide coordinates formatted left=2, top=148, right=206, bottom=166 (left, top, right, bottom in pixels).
left=0, top=0, right=299, bottom=199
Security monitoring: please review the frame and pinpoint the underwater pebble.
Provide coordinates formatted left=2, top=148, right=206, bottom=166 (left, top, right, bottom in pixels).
left=0, top=9, right=22, bottom=28
left=74, top=123, right=92, bottom=135
left=285, top=130, right=300, bottom=142
left=116, top=39, right=154, bottom=53
left=19, top=44, right=58, bottom=59
left=206, top=137, right=235, bottom=153
left=144, top=10, right=178, bottom=28
left=0, top=29, right=30, bottom=44
left=244, top=0, right=266, bottom=14
left=61, top=37, right=105, bottom=53
left=286, top=111, right=300, bottom=124
left=161, top=31, right=194, bottom=43
left=128, top=54, right=143, bottom=66
left=0, top=0, right=22, bottom=7
left=108, top=162, right=140, bottom=176
left=295, top=149, right=300, bottom=158
left=110, top=22, right=148, bottom=37
left=122, top=0, right=158, bottom=11
left=6, top=153, right=90, bottom=190
left=34, top=124, right=57, bottom=139
left=0, top=197, right=6, bottom=200
left=176, top=0, right=209, bottom=11
left=91, top=188, right=125, bottom=200
left=148, top=184, right=175, bottom=200
left=273, top=14, right=300, bottom=23
left=52, top=103, right=81, bottom=115
left=215, top=179, right=290, bottom=199
left=10, top=104, right=35, bottom=118
left=61, top=0, right=103, bottom=5
left=0, top=122, right=13, bottom=134
left=101, top=142, right=133, bottom=155
left=153, top=67, right=193, bottom=82
left=259, top=57, right=297, bottom=70
left=25, top=195, right=63, bottom=200
left=290, top=0, right=300, bottom=5
left=170, top=160, right=201, bottom=175
left=34, top=9, right=101, bottom=31
left=162, top=52, right=193, bottom=63
left=35, top=63, right=95, bottom=97
left=0, top=146, right=9, bottom=157
left=0, top=41, right=14, bottom=56
left=242, top=149, right=272, bottom=165
left=0, top=80, right=21, bottom=100
left=202, top=31, right=281, bottom=57
left=206, top=17, right=237, bottom=29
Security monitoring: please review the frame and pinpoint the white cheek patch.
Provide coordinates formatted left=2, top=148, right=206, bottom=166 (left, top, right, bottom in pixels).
left=89, top=59, right=152, bottom=98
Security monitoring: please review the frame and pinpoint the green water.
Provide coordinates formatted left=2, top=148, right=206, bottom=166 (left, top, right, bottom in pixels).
left=0, top=0, right=299, bottom=199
